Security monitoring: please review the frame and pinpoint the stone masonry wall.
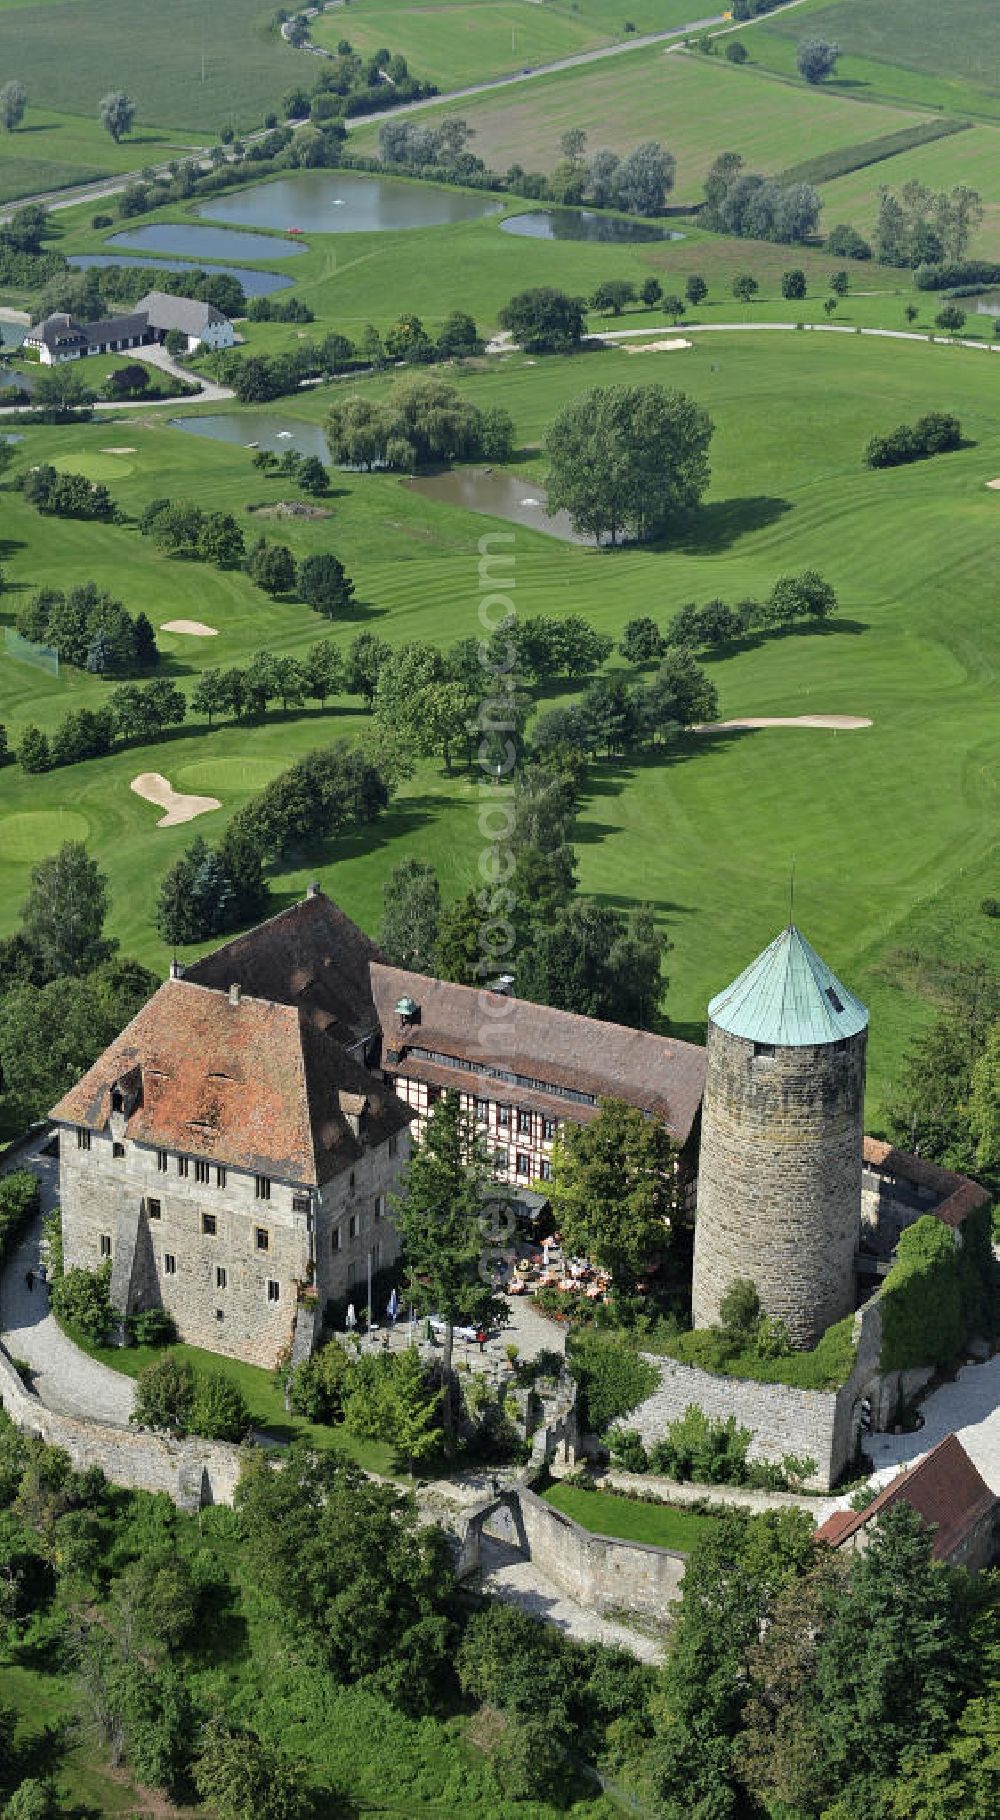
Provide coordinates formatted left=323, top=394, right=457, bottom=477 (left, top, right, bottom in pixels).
left=0, top=1343, right=242, bottom=1509
left=692, top=1023, right=866, bottom=1347
left=517, top=1487, right=684, bottom=1619
left=314, top=1130, right=410, bottom=1317
left=59, top=1131, right=309, bottom=1368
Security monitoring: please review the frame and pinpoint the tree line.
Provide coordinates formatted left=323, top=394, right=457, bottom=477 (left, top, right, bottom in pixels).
left=378, top=119, right=677, bottom=219
left=212, top=310, right=486, bottom=404
left=14, top=581, right=159, bottom=676
left=865, top=411, right=962, bottom=469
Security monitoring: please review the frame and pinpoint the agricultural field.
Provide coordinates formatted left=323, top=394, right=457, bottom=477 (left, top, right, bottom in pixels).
left=817, top=123, right=1000, bottom=262
left=311, top=0, right=704, bottom=90
left=0, top=0, right=301, bottom=142
left=5, top=327, right=1000, bottom=1110
left=348, top=45, right=926, bottom=201
left=0, top=109, right=207, bottom=207
left=755, top=0, right=1000, bottom=120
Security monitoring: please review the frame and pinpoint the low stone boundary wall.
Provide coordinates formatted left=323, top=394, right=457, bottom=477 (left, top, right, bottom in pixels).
left=0, top=1343, right=242, bottom=1509
left=625, top=1294, right=930, bottom=1492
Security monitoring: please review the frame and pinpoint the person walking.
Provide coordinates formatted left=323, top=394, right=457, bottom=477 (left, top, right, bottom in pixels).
left=24, top=1270, right=34, bottom=1293
left=476, top=1326, right=487, bottom=1355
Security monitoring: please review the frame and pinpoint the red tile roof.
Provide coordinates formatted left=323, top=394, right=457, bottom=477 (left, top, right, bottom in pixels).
left=815, top=1434, right=997, bottom=1562
left=370, top=963, right=707, bottom=1147
left=184, top=890, right=384, bottom=1049
left=863, top=1137, right=991, bottom=1229
left=49, top=979, right=412, bottom=1187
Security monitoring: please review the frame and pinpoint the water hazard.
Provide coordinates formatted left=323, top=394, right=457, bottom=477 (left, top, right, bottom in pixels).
left=501, top=208, right=682, bottom=244
left=107, top=224, right=307, bottom=261
left=70, top=254, right=292, bottom=297
left=200, top=171, right=503, bottom=234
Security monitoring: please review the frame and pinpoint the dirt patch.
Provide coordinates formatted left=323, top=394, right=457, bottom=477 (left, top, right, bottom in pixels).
left=695, top=715, right=872, bottom=733
left=623, top=337, right=693, bottom=354
left=100, top=445, right=138, bottom=454
left=251, top=499, right=331, bottom=520
left=986, top=479, right=1000, bottom=490
left=160, top=619, right=218, bottom=637
left=131, top=773, right=220, bottom=827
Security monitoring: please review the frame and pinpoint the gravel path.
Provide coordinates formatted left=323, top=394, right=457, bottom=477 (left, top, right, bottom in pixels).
left=861, top=1355, right=1000, bottom=1498
left=0, top=1145, right=135, bottom=1427
left=477, top=1535, right=664, bottom=1662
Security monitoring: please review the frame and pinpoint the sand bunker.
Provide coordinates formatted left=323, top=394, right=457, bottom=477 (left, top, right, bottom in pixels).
left=986, top=479, right=1000, bottom=490
left=625, top=338, right=693, bottom=354
left=160, top=619, right=218, bottom=637
left=696, top=715, right=872, bottom=733
left=131, top=773, right=221, bottom=827
left=101, top=446, right=138, bottom=455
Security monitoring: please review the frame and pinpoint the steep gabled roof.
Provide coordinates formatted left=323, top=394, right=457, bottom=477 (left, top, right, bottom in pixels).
left=816, top=1434, right=997, bottom=1561
left=708, top=924, right=868, bottom=1047
left=49, top=978, right=411, bottom=1186
left=370, top=963, right=706, bottom=1146
left=135, top=290, right=228, bottom=333
left=184, top=890, right=384, bottom=1049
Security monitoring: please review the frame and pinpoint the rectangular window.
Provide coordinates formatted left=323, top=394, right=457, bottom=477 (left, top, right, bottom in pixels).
left=754, top=1042, right=776, bottom=1060
left=517, top=1109, right=532, bottom=1135
left=388, top=1133, right=398, bottom=1157
left=76, top=1127, right=91, bottom=1151
left=156, top=1150, right=168, bottom=1173
left=100, top=1233, right=112, bottom=1258
left=475, top=1098, right=490, bottom=1122
left=202, top=1212, right=217, bottom=1236
left=349, top=1213, right=359, bottom=1240
left=267, top=1279, right=280, bottom=1304
left=292, top=1193, right=310, bottom=1215
left=216, top=1309, right=225, bottom=1321
left=542, top=1117, right=557, bottom=1141
left=177, top=1156, right=189, bottom=1178
left=332, top=1224, right=342, bottom=1252
left=163, top=1253, right=176, bottom=1276
left=254, top=1175, right=271, bottom=1202
left=540, top=1159, right=553, bottom=1182
left=497, top=1104, right=511, bottom=1129
left=194, top=1159, right=210, bottom=1185
left=494, top=1147, right=509, bottom=1170
left=112, top=1141, right=125, bottom=1160
left=516, top=1152, right=531, bottom=1177
left=216, top=1265, right=227, bottom=1290
left=215, top=1165, right=227, bottom=1188
left=427, top=1085, right=441, bottom=1106
left=147, top=1197, right=161, bottom=1220
left=255, top=1227, right=269, bottom=1252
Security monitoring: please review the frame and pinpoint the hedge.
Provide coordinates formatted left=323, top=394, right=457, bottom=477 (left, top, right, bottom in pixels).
left=779, top=119, right=966, bottom=191
left=880, top=1207, right=995, bottom=1372
left=914, top=260, right=1000, bottom=291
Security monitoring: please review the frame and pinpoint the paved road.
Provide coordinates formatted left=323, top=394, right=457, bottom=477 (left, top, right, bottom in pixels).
left=0, top=1144, right=135, bottom=1426
left=861, top=1355, right=1000, bottom=1497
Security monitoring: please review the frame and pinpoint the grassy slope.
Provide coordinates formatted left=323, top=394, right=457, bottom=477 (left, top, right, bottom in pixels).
left=312, top=0, right=703, bottom=89
left=817, top=125, right=1000, bottom=260
left=757, top=0, right=1000, bottom=108
left=4, top=330, right=1000, bottom=1109
left=348, top=48, right=924, bottom=196
left=0, top=112, right=209, bottom=206
left=542, top=1481, right=718, bottom=1549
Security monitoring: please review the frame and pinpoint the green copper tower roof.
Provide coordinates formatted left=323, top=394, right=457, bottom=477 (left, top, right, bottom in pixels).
left=708, top=925, right=868, bottom=1047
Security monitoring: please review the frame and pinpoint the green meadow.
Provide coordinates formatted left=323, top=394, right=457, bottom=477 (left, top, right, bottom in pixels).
left=755, top=0, right=1000, bottom=119
left=312, top=0, right=702, bottom=90
left=4, top=327, right=1000, bottom=1110
left=348, top=48, right=925, bottom=199
left=817, top=124, right=1000, bottom=260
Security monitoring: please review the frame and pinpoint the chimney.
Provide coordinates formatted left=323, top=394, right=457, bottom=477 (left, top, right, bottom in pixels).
left=169, top=959, right=184, bottom=980
left=306, top=880, right=321, bottom=899
left=229, top=983, right=241, bottom=1006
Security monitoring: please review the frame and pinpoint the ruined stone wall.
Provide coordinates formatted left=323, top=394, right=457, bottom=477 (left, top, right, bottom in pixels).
left=59, top=1130, right=308, bottom=1368
left=692, top=1023, right=866, bottom=1347
left=517, top=1488, right=684, bottom=1619
left=0, top=1343, right=242, bottom=1509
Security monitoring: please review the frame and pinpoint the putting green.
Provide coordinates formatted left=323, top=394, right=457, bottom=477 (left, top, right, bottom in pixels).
left=175, top=757, right=286, bottom=792
left=53, top=453, right=135, bottom=482
left=0, top=809, right=90, bottom=861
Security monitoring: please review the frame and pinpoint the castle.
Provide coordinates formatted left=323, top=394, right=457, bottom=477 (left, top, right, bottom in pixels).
left=51, top=894, right=987, bottom=1368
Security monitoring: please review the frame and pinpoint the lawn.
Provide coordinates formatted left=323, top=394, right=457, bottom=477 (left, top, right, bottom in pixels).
left=312, top=0, right=703, bottom=90
left=0, top=109, right=208, bottom=207
left=0, top=0, right=302, bottom=139
left=349, top=45, right=925, bottom=199
left=542, top=1481, right=718, bottom=1550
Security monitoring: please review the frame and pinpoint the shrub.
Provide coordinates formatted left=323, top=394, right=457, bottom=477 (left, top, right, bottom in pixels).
left=719, top=1277, right=761, bottom=1342
left=190, top=1369, right=252, bottom=1442
left=567, top=1331, right=658, bottom=1434
left=50, top=1261, right=114, bottom=1344
left=608, top=1427, right=650, bottom=1473
left=649, top=1404, right=751, bottom=1484
left=287, top=1338, right=352, bottom=1421
left=132, top=1355, right=195, bottom=1433
left=125, top=1306, right=177, bottom=1347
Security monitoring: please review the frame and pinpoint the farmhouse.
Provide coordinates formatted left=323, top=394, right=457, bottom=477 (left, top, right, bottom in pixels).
left=24, top=294, right=236, bottom=365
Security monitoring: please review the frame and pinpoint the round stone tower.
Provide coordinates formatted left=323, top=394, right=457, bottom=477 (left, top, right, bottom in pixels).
left=692, top=925, right=868, bottom=1350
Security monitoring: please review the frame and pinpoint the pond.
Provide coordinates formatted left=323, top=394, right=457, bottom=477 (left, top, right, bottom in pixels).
left=69, top=254, right=293, bottom=297
left=501, top=208, right=682, bottom=244
left=404, top=467, right=586, bottom=543
left=107, top=224, right=308, bottom=261
left=966, top=288, right=1000, bottom=317
left=200, top=172, right=503, bottom=234
left=169, top=412, right=330, bottom=462
left=0, top=363, right=36, bottom=395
